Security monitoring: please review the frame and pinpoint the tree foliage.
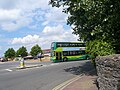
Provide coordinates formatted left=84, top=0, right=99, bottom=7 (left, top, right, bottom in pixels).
left=30, top=44, right=42, bottom=57
left=4, top=48, right=16, bottom=59
left=16, top=46, right=28, bottom=57
left=86, top=40, right=115, bottom=66
left=86, top=40, right=114, bottom=58
left=49, top=0, right=120, bottom=53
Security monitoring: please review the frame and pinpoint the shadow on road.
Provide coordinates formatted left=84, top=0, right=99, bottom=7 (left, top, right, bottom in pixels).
left=64, top=61, right=97, bottom=76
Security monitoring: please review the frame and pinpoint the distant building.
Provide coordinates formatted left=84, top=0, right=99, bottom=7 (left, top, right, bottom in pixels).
left=42, top=49, right=51, bottom=57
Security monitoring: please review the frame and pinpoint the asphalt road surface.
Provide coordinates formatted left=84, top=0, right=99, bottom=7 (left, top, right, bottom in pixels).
left=0, top=60, right=95, bottom=90
left=0, top=61, right=52, bottom=73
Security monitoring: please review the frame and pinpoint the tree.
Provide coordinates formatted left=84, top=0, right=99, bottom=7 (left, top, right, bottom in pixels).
left=4, top=48, right=16, bottom=59
left=30, top=44, right=42, bottom=57
left=49, top=0, right=120, bottom=53
left=16, top=46, right=28, bottom=57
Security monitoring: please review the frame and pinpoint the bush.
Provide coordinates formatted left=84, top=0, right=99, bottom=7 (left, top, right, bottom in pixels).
left=86, top=40, right=115, bottom=66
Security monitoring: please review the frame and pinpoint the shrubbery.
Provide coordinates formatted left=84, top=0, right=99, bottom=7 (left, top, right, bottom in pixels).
left=86, top=40, right=115, bottom=66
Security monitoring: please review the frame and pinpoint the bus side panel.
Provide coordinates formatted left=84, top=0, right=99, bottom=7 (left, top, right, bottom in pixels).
left=64, top=55, right=89, bottom=61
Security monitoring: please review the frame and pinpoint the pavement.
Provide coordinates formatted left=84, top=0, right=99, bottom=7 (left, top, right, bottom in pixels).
left=53, top=69, right=98, bottom=90
left=62, top=75, right=98, bottom=90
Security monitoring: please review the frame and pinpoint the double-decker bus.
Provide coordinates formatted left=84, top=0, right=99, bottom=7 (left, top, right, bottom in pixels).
left=50, top=42, right=90, bottom=62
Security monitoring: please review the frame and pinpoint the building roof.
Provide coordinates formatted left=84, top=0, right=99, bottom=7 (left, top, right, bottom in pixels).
left=42, top=49, right=51, bottom=54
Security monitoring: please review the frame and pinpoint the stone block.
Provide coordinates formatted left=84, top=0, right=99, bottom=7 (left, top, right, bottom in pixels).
left=96, top=54, right=120, bottom=90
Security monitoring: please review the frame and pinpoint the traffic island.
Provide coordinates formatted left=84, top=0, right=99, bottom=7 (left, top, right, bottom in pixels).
left=17, top=64, right=43, bottom=69
left=10, top=64, right=43, bottom=71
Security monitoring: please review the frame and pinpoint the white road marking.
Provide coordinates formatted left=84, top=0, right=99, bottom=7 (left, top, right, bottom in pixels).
left=0, top=62, right=5, bottom=64
left=5, top=69, right=13, bottom=72
left=42, top=63, right=59, bottom=67
left=52, top=75, right=83, bottom=90
left=50, top=63, right=59, bottom=66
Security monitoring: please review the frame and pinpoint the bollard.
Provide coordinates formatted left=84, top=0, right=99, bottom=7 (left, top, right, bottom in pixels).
left=20, top=58, right=25, bottom=68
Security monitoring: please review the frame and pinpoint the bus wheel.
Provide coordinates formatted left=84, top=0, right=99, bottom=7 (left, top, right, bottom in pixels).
left=86, top=56, right=90, bottom=60
left=63, top=57, right=68, bottom=62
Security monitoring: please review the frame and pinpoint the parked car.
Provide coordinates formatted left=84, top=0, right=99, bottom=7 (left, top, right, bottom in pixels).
left=0, top=57, right=8, bottom=62
left=23, top=55, right=34, bottom=60
left=33, top=56, right=38, bottom=60
left=38, top=55, right=44, bottom=58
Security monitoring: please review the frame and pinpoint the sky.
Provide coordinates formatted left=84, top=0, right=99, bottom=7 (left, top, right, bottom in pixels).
left=0, top=0, right=78, bottom=57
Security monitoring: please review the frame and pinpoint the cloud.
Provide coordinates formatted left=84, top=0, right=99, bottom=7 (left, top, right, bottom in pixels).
left=42, top=7, right=67, bottom=26
left=0, top=0, right=78, bottom=56
left=42, top=24, right=64, bottom=35
left=41, top=25, right=78, bottom=48
left=12, top=35, right=42, bottom=44
left=0, top=9, right=21, bottom=22
left=12, top=25, right=78, bottom=49
left=0, top=0, right=68, bottom=31
left=0, top=0, right=50, bottom=31
left=0, top=0, right=50, bottom=10
left=0, top=0, right=18, bottom=10
left=1, top=15, right=33, bottom=31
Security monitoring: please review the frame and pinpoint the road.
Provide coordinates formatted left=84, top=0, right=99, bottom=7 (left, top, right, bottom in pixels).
left=0, top=60, right=95, bottom=90
left=0, top=61, right=52, bottom=73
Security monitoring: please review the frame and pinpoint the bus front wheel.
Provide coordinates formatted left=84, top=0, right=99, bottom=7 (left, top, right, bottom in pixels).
left=63, top=57, right=68, bottom=62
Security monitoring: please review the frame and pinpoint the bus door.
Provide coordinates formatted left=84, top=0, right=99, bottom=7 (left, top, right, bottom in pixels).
left=56, top=52, right=62, bottom=60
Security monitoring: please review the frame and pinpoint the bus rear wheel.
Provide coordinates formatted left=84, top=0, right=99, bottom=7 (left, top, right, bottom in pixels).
left=86, top=56, right=90, bottom=60
left=63, top=57, right=68, bottom=62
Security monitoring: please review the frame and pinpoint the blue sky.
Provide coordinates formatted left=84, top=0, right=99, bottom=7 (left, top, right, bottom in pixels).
left=0, top=0, right=78, bottom=57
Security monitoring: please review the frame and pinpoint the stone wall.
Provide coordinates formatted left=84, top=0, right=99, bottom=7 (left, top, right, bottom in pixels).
left=95, top=54, right=120, bottom=90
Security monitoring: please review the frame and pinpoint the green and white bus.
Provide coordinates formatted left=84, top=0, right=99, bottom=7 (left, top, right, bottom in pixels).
left=50, top=42, right=90, bottom=62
